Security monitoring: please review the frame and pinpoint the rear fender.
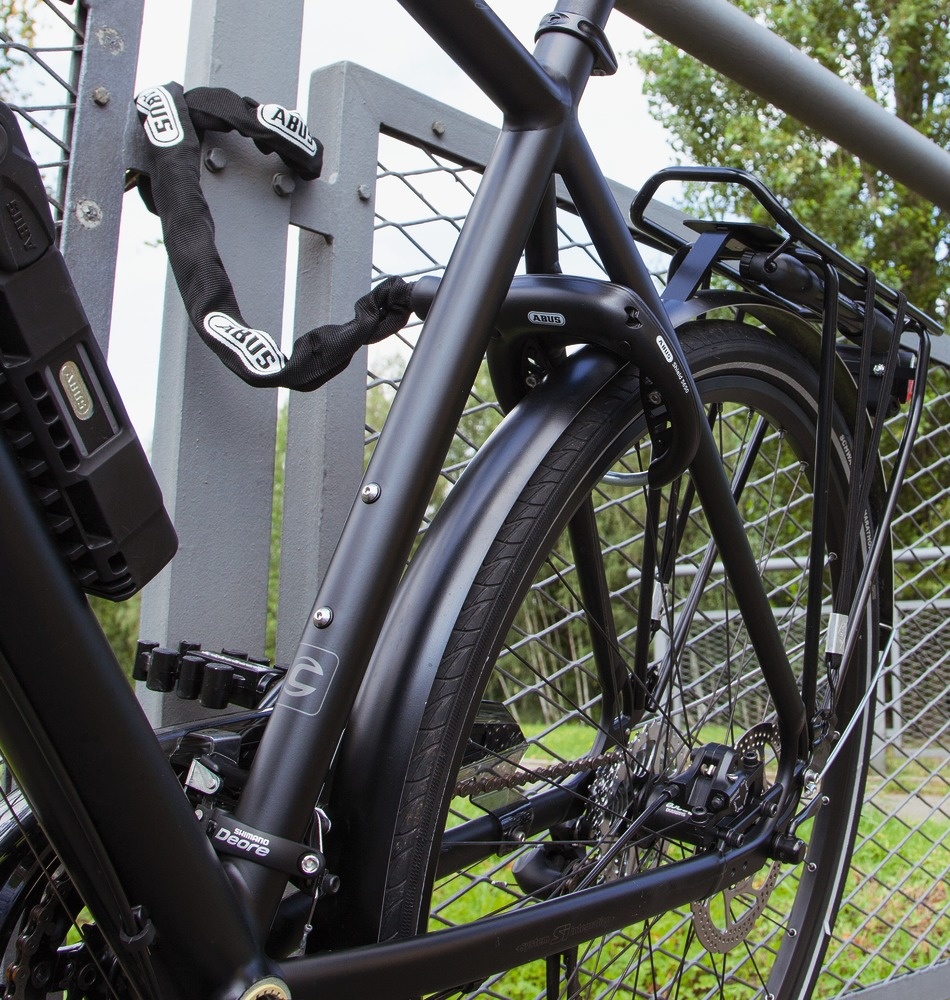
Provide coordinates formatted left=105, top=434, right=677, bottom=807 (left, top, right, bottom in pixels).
left=321, top=347, right=624, bottom=946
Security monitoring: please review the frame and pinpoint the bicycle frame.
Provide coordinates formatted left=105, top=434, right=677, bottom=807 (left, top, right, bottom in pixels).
left=1, top=0, right=910, bottom=996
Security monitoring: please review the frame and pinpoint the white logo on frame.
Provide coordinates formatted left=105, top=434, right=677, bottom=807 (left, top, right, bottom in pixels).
left=281, top=645, right=339, bottom=717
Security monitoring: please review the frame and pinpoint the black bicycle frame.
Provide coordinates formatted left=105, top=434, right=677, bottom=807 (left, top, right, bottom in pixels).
left=0, top=1, right=816, bottom=997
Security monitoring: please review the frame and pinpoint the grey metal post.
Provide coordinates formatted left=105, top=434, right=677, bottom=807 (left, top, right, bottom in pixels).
left=60, top=0, right=146, bottom=351
left=273, top=64, right=380, bottom=663
left=275, top=62, right=504, bottom=662
left=138, top=0, right=305, bottom=724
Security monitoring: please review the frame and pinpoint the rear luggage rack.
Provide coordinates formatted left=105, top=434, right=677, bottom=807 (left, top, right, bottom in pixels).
left=631, top=165, right=935, bottom=717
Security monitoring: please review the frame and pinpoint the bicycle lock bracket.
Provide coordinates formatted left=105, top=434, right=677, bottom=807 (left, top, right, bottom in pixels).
left=412, top=272, right=704, bottom=487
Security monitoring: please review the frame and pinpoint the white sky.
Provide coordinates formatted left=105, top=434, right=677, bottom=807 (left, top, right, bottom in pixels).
left=110, top=0, right=674, bottom=445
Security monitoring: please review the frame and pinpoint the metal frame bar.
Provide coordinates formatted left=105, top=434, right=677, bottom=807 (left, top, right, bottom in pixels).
left=59, top=0, right=146, bottom=351
left=136, top=0, right=307, bottom=728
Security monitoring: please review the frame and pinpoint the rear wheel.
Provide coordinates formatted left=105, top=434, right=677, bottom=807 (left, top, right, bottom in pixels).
left=380, top=322, right=876, bottom=999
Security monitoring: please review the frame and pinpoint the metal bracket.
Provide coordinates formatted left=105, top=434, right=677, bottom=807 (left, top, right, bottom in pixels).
left=535, top=12, right=618, bottom=76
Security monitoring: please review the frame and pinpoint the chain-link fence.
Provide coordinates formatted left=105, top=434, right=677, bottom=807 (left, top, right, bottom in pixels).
left=0, top=0, right=84, bottom=231
left=0, top=0, right=87, bottom=799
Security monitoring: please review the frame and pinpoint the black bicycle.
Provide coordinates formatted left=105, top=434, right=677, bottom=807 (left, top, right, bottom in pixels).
left=0, top=2, right=944, bottom=999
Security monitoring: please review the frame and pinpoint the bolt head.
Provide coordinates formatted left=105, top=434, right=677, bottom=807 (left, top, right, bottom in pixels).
left=204, top=147, right=227, bottom=173
left=313, top=607, right=333, bottom=628
left=91, top=86, right=110, bottom=106
left=360, top=483, right=381, bottom=504
left=299, top=854, right=321, bottom=875
left=273, top=173, right=296, bottom=197
left=75, top=199, right=103, bottom=229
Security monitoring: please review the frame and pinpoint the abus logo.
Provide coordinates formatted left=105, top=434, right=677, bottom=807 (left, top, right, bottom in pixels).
left=135, top=86, right=184, bottom=147
left=528, top=310, right=566, bottom=327
left=6, top=199, right=36, bottom=253
left=58, top=360, right=94, bottom=421
left=656, top=335, right=675, bottom=363
left=258, top=104, right=317, bottom=156
left=203, top=312, right=287, bottom=375
left=280, top=645, right=339, bottom=717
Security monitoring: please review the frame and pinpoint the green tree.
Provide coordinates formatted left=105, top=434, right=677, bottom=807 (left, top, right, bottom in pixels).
left=0, top=2, right=37, bottom=92
left=634, top=0, right=950, bottom=323
left=89, top=594, right=141, bottom=676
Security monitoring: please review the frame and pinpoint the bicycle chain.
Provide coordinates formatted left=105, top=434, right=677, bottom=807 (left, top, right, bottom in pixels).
left=3, top=874, right=119, bottom=1000
left=453, top=747, right=629, bottom=798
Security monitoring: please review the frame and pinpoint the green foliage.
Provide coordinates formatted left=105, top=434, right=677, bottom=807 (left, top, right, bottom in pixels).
left=0, top=2, right=38, bottom=95
left=89, top=594, right=141, bottom=679
left=633, top=0, right=949, bottom=322
left=265, top=404, right=288, bottom=663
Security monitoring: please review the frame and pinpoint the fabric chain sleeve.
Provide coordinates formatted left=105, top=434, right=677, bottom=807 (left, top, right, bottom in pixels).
left=134, top=81, right=412, bottom=392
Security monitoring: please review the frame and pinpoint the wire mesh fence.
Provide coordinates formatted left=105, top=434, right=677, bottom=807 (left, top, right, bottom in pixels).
left=0, top=0, right=85, bottom=233
left=365, top=128, right=950, bottom=997
left=0, top=0, right=86, bottom=798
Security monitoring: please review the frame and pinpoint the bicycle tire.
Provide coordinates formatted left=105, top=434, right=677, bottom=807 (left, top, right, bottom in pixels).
left=378, top=320, right=876, bottom=1000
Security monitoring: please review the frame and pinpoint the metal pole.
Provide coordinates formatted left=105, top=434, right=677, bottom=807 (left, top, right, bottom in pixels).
left=138, top=0, right=305, bottom=724
left=61, top=0, right=146, bottom=351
